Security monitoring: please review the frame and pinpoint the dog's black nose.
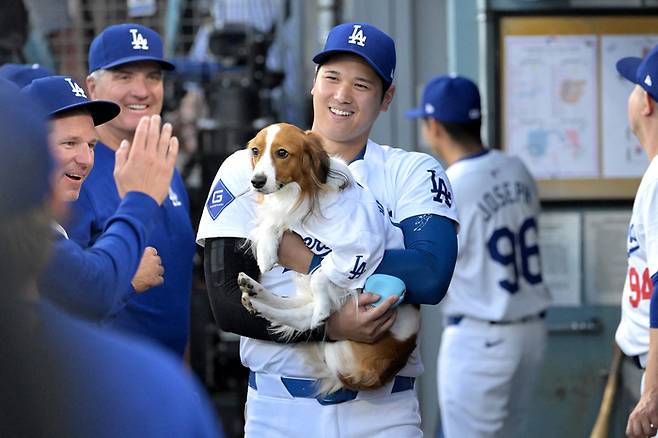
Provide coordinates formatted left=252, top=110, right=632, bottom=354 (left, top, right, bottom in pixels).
left=251, top=174, right=267, bottom=189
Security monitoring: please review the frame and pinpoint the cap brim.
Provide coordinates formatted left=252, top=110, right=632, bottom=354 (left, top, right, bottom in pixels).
left=52, top=100, right=120, bottom=126
left=313, top=49, right=391, bottom=87
left=405, top=108, right=427, bottom=119
left=616, top=57, right=642, bottom=83
left=99, top=55, right=176, bottom=72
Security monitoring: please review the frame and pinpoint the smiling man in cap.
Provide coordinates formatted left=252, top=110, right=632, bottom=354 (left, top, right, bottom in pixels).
left=611, top=44, right=658, bottom=438
left=22, top=75, right=179, bottom=322
left=65, top=23, right=195, bottom=357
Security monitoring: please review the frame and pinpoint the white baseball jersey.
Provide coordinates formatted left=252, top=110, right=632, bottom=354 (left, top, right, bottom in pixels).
left=442, top=149, right=550, bottom=321
left=197, top=139, right=458, bottom=378
left=273, top=165, right=406, bottom=290
left=615, top=156, right=658, bottom=359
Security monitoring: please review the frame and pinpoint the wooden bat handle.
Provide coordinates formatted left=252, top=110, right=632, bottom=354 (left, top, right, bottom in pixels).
left=590, top=344, right=623, bottom=438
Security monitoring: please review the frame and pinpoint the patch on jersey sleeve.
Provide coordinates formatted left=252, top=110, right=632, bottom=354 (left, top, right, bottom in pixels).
left=206, top=179, right=235, bottom=220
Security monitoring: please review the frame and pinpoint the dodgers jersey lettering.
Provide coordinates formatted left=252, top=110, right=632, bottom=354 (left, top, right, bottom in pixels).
left=615, top=156, right=658, bottom=357
left=442, top=149, right=550, bottom=321
left=197, top=139, right=458, bottom=378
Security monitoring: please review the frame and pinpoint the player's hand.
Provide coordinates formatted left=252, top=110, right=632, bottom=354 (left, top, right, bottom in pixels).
left=626, top=386, right=658, bottom=438
left=325, top=293, right=398, bottom=343
left=113, top=115, right=179, bottom=205
left=131, top=246, right=164, bottom=293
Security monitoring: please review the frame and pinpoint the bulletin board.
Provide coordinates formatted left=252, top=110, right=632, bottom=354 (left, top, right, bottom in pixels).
left=500, top=16, right=658, bottom=201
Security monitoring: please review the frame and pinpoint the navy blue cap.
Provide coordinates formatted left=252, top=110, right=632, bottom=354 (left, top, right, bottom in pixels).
left=0, top=77, right=53, bottom=218
left=405, top=74, right=481, bottom=123
left=88, top=23, right=175, bottom=73
left=22, top=76, right=120, bottom=126
left=617, top=45, right=658, bottom=102
left=0, top=63, right=53, bottom=88
left=313, top=23, right=396, bottom=89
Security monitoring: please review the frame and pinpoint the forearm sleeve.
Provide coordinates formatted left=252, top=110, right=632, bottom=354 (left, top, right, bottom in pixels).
left=203, top=237, right=327, bottom=343
left=374, top=214, right=457, bottom=305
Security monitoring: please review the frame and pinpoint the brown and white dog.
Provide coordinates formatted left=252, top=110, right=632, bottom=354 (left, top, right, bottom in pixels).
left=238, top=122, right=420, bottom=394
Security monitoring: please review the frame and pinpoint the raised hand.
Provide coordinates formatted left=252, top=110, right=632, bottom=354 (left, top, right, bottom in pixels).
left=113, top=115, right=179, bottom=205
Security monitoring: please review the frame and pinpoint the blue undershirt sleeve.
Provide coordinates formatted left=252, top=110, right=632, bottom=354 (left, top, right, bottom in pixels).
left=39, top=192, right=159, bottom=320
left=651, top=272, right=658, bottom=328
left=374, top=214, right=457, bottom=305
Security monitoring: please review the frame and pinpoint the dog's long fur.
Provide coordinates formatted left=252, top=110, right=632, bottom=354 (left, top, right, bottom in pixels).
left=239, top=123, right=420, bottom=394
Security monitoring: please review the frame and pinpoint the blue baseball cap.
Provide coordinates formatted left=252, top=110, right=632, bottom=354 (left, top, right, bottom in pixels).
left=405, top=74, right=481, bottom=123
left=0, top=78, right=53, bottom=218
left=617, top=45, right=658, bottom=102
left=0, top=63, right=53, bottom=88
left=313, top=22, right=396, bottom=90
left=22, top=76, right=120, bottom=126
left=88, top=23, right=175, bottom=73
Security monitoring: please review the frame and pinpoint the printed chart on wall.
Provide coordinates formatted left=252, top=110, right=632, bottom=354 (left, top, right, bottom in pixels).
left=499, top=16, right=658, bottom=200
left=505, top=35, right=598, bottom=180
left=601, top=35, right=656, bottom=178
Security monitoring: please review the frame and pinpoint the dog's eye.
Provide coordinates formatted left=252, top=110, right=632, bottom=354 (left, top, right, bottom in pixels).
left=251, top=147, right=259, bottom=156
left=276, top=149, right=289, bottom=159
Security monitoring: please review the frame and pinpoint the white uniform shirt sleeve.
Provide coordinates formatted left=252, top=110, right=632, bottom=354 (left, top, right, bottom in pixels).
left=391, top=152, right=459, bottom=224
left=196, top=150, right=256, bottom=246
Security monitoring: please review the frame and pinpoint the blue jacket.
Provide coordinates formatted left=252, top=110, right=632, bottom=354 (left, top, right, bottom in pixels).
left=67, top=142, right=196, bottom=356
left=40, top=192, right=158, bottom=320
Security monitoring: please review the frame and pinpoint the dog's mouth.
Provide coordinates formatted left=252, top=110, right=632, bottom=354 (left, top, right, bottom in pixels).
left=252, top=181, right=287, bottom=194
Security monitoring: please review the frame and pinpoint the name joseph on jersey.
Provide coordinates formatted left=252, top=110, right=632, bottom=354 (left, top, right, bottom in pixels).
left=477, top=180, right=532, bottom=222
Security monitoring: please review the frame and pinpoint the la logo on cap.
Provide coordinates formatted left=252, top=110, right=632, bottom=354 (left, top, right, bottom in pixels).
left=65, top=78, right=86, bottom=98
left=348, top=24, right=366, bottom=47
left=645, top=74, right=653, bottom=87
left=130, top=28, right=149, bottom=50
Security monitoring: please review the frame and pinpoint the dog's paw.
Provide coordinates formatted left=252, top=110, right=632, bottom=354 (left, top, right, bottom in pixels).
left=240, top=291, right=259, bottom=315
left=238, top=272, right=258, bottom=297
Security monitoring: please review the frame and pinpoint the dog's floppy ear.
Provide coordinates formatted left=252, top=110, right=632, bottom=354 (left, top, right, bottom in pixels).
left=303, top=130, right=330, bottom=185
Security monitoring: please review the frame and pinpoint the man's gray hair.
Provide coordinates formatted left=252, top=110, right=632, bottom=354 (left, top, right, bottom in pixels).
left=87, top=69, right=106, bottom=82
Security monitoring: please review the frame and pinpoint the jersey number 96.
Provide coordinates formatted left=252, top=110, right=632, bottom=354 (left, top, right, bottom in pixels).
left=487, top=217, right=543, bottom=294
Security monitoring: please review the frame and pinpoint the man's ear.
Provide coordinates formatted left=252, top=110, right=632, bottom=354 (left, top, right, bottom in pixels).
left=380, top=84, right=396, bottom=112
left=86, top=75, right=97, bottom=100
left=426, top=118, right=445, bottom=137
left=643, top=89, right=655, bottom=116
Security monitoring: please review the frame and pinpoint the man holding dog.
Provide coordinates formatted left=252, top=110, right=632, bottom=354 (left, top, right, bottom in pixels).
left=197, top=22, right=458, bottom=437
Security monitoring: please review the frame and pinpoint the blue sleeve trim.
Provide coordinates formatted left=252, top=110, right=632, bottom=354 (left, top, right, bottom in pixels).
left=308, top=253, right=323, bottom=274
left=374, top=214, right=457, bottom=305
left=651, top=272, right=658, bottom=328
